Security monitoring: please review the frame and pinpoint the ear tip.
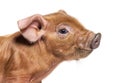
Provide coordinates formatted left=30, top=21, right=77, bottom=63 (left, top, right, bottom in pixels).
left=17, top=20, right=22, bottom=29
left=58, top=10, right=67, bottom=14
left=17, top=19, right=28, bottom=30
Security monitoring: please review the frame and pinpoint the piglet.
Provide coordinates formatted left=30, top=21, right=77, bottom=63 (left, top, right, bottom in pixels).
left=0, top=10, right=101, bottom=83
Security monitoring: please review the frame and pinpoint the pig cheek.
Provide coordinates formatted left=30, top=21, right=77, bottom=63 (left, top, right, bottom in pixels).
left=45, top=34, right=75, bottom=57
left=44, top=36, right=57, bottom=54
left=44, top=33, right=64, bottom=55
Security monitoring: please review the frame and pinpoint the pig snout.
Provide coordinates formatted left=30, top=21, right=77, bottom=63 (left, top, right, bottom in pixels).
left=78, top=32, right=101, bottom=51
left=90, top=33, right=101, bottom=49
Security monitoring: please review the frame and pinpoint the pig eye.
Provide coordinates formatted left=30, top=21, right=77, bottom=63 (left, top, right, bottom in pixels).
left=58, top=28, right=68, bottom=34
left=56, top=24, right=70, bottom=34
left=56, top=24, right=71, bottom=39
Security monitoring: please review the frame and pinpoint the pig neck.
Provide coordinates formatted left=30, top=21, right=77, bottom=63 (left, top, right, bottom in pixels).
left=30, top=40, right=63, bottom=82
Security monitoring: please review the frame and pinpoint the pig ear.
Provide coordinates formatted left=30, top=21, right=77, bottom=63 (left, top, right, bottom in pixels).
left=17, top=14, right=47, bottom=42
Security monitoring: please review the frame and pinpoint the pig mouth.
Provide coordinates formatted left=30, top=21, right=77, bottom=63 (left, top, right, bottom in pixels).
left=74, top=47, right=93, bottom=59
left=62, top=46, right=93, bottom=60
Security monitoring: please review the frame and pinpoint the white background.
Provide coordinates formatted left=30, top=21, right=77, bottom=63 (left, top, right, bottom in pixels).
left=0, top=0, right=120, bottom=83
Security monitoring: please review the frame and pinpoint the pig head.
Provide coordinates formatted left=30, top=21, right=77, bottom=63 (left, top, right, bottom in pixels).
left=0, top=10, right=101, bottom=83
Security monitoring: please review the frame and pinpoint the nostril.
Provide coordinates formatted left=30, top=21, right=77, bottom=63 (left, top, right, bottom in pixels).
left=90, top=33, right=101, bottom=49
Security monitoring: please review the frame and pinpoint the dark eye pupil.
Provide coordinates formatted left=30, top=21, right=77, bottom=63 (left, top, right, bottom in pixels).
left=59, top=29, right=68, bottom=34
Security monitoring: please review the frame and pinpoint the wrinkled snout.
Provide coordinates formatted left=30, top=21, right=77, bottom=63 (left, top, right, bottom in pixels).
left=90, top=33, right=101, bottom=49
